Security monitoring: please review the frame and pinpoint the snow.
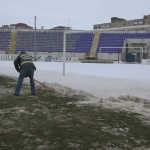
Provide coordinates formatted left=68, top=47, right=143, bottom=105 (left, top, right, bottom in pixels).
left=0, top=61, right=150, bottom=119
left=2, top=61, right=150, bottom=99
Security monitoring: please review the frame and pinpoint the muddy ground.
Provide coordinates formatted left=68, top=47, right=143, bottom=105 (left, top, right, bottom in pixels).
left=0, top=76, right=150, bottom=150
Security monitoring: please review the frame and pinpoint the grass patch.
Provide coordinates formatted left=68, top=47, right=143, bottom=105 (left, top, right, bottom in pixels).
left=0, top=76, right=15, bottom=88
left=0, top=76, right=150, bottom=149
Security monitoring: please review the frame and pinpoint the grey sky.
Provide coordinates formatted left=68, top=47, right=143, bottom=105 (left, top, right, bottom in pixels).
left=0, top=0, right=149, bottom=30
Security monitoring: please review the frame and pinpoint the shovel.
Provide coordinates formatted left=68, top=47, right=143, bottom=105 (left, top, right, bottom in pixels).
left=34, top=79, right=54, bottom=92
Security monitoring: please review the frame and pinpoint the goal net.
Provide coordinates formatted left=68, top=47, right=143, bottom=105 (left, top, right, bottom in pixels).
left=98, top=47, right=143, bottom=63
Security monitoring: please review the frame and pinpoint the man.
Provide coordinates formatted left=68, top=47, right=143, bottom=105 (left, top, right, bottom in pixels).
left=14, top=51, right=36, bottom=96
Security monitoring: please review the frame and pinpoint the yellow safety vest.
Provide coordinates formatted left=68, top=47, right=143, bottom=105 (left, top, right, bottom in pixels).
left=20, top=54, right=33, bottom=66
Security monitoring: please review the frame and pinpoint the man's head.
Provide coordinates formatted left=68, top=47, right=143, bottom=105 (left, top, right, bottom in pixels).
left=20, top=51, right=26, bottom=55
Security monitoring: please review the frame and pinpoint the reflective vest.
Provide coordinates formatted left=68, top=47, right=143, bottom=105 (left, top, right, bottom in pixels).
left=20, top=53, right=33, bottom=66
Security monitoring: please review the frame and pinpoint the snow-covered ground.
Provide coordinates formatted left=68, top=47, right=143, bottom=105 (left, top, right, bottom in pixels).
left=1, top=61, right=150, bottom=119
left=1, top=61, right=150, bottom=99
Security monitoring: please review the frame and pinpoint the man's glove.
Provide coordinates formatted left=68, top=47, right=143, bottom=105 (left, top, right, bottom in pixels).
left=17, top=68, right=20, bottom=73
left=34, top=66, right=36, bottom=71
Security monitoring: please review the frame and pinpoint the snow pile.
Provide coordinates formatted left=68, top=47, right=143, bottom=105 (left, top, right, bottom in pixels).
left=0, top=61, right=150, bottom=119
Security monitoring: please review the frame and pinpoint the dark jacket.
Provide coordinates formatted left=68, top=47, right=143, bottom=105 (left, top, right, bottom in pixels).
left=14, top=53, right=36, bottom=72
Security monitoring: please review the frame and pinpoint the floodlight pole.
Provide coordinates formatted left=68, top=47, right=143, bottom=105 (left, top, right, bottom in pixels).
left=63, top=32, right=66, bottom=76
left=34, top=16, right=37, bottom=61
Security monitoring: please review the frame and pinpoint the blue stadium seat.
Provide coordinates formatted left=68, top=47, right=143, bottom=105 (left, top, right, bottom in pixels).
left=97, top=32, right=150, bottom=53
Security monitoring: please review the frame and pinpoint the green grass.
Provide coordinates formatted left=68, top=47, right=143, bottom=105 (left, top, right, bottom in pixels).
left=0, top=76, right=150, bottom=149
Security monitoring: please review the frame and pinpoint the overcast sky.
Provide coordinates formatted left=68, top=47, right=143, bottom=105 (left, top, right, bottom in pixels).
left=0, top=0, right=149, bottom=30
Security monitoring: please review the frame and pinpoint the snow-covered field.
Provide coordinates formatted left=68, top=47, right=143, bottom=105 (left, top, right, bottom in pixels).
left=1, top=61, right=150, bottom=119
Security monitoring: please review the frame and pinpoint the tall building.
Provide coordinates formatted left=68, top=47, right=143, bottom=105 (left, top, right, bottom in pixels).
left=94, top=15, right=150, bottom=31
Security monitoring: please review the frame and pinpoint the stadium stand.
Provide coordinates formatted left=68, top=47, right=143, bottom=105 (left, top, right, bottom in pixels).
left=16, top=31, right=64, bottom=52
left=16, top=31, right=34, bottom=52
left=97, top=32, right=150, bottom=53
left=15, top=31, right=94, bottom=53
left=66, top=32, right=94, bottom=53
left=0, top=30, right=150, bottom=63
left=15, top=31, right=150, bottom=54
left=0, top=31, right=11, bottom=53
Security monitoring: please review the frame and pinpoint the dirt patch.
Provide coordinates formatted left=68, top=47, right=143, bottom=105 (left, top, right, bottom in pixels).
left=0, top=75, right=150, bottom=149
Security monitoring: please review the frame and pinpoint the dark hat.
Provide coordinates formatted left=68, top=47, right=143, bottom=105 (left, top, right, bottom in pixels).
left=20, top=51, right=26, bottom=55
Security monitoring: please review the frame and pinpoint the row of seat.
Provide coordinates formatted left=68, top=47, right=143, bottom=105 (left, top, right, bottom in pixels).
left=97, top=32, right=150, bottom=53
left=15, top=31, right=94, bottom=53
left=0, top=31, right=11, bottom=51
left=0, top=31, right=150, bottom=54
